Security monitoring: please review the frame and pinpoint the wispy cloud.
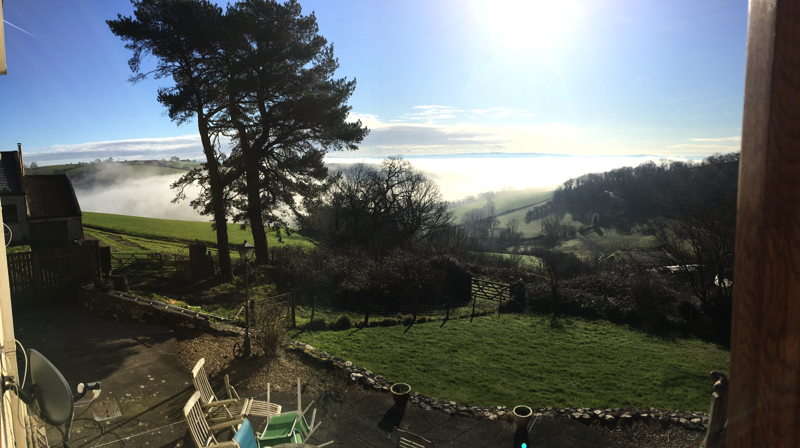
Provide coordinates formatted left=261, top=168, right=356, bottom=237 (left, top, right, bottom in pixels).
left=666, top=144, right=740, bottom=149
left=344, top=112, right=601, bottom=157
left=689, top=136, right=741, bottom=142
left=470, top=107, right=533, bottom=119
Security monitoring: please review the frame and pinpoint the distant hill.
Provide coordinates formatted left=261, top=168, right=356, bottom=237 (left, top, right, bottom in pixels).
left=30, top=159, right=203, bottom=188
left=449, top=188, right=553, bottom=222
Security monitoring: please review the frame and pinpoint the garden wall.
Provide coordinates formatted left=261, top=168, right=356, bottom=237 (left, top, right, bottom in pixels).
left=78, top=285, right=212, bottom=330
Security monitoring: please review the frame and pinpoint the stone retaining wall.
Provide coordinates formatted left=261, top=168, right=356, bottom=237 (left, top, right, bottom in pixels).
left=76, top=290, right=708, bottom=432
left=79, top=286, right=212, bottom=331
left=284, top=340, right=709, bottom=431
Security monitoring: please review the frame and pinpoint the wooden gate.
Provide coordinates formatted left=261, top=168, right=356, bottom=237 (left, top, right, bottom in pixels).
left=471, top=278, right=510, bottom=320
left=7, top=245, right=99, bottom=308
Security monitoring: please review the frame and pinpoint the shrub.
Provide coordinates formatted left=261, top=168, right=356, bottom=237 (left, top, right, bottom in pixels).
left=303, top=318, right=327, bottom=331
left=402, top=316, right=415, bottom=326
left=417, top=316, right=428, bottom=323
left=251, top=302, right=288, bottom=357
left=333, top=314, right=352, bottom=330
left=380, top=318, right=398, bottom=327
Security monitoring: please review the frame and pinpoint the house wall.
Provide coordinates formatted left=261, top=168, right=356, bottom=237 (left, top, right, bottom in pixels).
left=28, top=216, right=84, bottom=242
left=0, top=195, right=29, bottom=243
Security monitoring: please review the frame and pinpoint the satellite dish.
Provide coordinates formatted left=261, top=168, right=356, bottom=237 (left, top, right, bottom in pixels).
left=27, top=349, right=74, bottom=426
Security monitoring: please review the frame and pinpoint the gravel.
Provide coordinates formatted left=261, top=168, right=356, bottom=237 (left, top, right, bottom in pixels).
left=175, top=328, right=362, bottom=395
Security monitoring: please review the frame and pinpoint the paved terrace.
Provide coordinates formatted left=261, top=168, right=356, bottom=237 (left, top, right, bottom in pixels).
left=13, top=305, right=620, bottom=448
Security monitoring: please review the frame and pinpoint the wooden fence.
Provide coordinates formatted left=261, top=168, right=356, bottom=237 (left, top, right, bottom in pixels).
left=7, top=245, right=99, bottom=308
left=109, top=252, right=189, bottom=278
left=471, top=278, right=511, bottom=320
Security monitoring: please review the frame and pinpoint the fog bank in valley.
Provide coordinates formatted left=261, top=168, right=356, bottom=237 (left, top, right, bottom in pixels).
left=73, top=155, right=700, bottom=222
left=75, top=174, right=205, bottom=222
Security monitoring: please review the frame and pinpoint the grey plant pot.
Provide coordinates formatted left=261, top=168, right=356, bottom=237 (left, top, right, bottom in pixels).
left=390, top=383, right=411, bottom=406
left=513, top=405, right=533, bottom=429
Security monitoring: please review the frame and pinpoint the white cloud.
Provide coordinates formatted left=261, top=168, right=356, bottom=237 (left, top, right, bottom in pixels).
left=24, top=135, right=227, bottom=165
left=666, top=144, right=740, bottom=149
left=689, top=136, right=741, bottom=142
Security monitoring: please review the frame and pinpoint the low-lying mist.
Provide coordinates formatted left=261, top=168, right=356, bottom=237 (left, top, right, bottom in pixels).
left=75, top=174, right=204, bottom=221
left=73, top=155, right=696, bottom=222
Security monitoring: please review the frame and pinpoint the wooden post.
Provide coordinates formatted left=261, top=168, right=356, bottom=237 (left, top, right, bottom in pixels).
left=445, top=296, right=450, bottom=320
left=470, top=292, right=476, bottom=323
left=32, top=252, right=42, bottom=307
left=291, top=289, right=296, bottom=329
left=498, top=292, right=502, bottom=317
left=310, top=295, right=316, bottom=322
left=703, top=372, right=729, bottom=448
left=728, top=2, right=800, bottom=447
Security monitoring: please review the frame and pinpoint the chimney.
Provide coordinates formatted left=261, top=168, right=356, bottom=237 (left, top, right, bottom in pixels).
left=17, top=143, right=23, bottom=175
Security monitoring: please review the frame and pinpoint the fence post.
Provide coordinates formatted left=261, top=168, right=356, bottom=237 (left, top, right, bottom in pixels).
left=33, top=253, right=43, bottom=307
left=445, top=296, right=450, bottom=320
left=499, top=294, right=502, bottom=317
left=291, top=289, right=296, bottom=328
left=470, top=292, right=476, bottom=323
left=310, top=296, right=316, bottom=322
left=364, top=299, right=370, bottom=327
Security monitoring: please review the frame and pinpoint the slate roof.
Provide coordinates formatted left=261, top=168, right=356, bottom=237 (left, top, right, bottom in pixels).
left=0, top=151, right=25, bottom=195
left=24, top=174, right=82, bottom=219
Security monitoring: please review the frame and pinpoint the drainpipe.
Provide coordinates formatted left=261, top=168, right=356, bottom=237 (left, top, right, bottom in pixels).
left=17, top=143, right=23, bottom=176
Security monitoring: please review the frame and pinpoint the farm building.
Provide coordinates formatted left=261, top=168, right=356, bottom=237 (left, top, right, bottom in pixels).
left=0, top=145, right=84, bottom=249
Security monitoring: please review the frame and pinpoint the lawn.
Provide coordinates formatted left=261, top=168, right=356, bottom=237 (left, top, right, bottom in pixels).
left=292, top=314, right=729, bottom=412
left=83, top=212, right=315, bottom=251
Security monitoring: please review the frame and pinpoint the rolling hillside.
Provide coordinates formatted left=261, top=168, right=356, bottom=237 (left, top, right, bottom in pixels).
left=450, top=189, right=553, bottom=223
left=83, top=212, right=315, bottom=254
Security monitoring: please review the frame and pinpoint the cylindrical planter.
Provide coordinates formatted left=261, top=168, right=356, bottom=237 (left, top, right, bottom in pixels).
left=390, top=383, right=411, bottom=406
left=513, top=405, right=533, bottom=429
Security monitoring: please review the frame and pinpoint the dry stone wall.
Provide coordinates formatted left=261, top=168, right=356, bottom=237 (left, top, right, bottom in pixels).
left=76, top=288, right=709, bottom=432
left=285, top=340, right=709, bottom=431
left=79, top=285, right=212, bottom=330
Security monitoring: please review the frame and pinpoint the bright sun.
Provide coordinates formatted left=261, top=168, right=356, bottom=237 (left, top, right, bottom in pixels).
left=477, top=0, right=584, bottom=52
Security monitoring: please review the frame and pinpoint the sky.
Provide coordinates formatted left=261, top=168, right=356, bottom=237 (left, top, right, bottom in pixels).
left=0, top=0, right=748, bottom=205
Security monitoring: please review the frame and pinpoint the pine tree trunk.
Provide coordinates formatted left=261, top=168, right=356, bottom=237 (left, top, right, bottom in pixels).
left=246, top=159, right=270, bottom=264
left=198, top=116, right=232, bottom=281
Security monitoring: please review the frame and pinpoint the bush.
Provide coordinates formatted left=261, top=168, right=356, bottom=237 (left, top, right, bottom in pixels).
left=380, top=318, right=398, bottom=327
left=417, top=316, right=428, bottom=323
left=402, top=316, right=415, bottom=326
left=303, top=318, right=327, bottom=331
left=251, top=302, right=288, bottom=357
left=333, top=314, right=353, bottom=330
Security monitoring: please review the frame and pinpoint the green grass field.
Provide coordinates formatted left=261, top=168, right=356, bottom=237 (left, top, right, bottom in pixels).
left=83, top=212, right=315, bottom=253
left=450, top=189, right=553, bottom=222
left=293, top=314, right=729, bottom=412
left=33, top=160, right=203, bottom=176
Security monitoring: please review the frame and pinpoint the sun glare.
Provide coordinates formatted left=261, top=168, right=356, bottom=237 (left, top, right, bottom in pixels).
left=477, top=0, right=584, bottom=52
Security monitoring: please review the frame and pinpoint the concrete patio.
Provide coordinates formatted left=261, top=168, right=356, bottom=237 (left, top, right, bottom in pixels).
left=13, top=305, right=620, bottom=448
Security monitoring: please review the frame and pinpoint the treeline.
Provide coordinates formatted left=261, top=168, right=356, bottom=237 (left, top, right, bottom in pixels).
left=552, top=152, right=740, bottom=226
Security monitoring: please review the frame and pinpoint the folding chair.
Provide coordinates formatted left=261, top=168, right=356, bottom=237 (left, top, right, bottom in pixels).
left=224, top=374, right=282, bottom=418
left=392, top=426, right=435, bottom=448
left=192, top=359, right=281, bottom=422
left=184, top=391, right=243, bottom=448
left=257, top=379, right=332, bottom=447
left=233, top=417, right=334, bottom=448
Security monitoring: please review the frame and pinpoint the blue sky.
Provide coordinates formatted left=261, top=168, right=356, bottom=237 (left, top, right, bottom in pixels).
left=1, top=0, right=748, bottom=165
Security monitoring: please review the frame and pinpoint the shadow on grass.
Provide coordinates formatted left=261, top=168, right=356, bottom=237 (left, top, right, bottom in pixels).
left=288, top=329, right=307, bottom=339
left=403, top=321, right=416, bottom=334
